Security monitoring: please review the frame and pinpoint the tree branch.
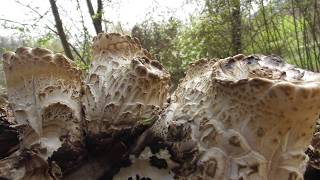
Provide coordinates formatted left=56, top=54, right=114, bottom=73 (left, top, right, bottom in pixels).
left=48, top=0, right=74, bottom=60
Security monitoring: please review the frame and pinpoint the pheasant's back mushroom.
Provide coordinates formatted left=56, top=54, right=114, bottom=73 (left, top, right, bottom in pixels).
left=211, top=55, right=320, bottom=179
left=82, top=33, right=170, bottom=137
left=142, top=55, right=320, bottom=180
left=1, top=34, right=320, bottom=180
left=1, top=47, right=83, bottom=179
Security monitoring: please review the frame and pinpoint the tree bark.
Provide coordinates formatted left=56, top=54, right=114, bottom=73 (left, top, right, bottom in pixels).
left=49, top=0, right=74, bottom=60
left=86, top=0, right=103, bottom=34
left=1, top=34, right=320, bottom=180
left=230, top=0, right=242, bottom=54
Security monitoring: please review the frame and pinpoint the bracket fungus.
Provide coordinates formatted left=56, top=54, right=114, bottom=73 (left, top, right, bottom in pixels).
left=0, top=34, right=320, bottom=180
left=82, top=33, right=170, bottom=137
left=141, top=54, right=320, bottom=180
left=1, top=47, right=83, bottom=179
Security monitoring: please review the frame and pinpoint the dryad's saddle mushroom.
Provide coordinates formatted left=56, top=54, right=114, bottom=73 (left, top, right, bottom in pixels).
left=0, top=33, right=320, bottom=180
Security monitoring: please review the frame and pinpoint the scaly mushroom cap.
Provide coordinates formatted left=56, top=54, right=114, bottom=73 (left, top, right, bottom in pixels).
left=149, top=55, right=320, bottom=179
left=2, top=47, right=83, bottom=159
left=212, top=55, right=320, bottom=179
left=83, top=33, right=170, bottom=136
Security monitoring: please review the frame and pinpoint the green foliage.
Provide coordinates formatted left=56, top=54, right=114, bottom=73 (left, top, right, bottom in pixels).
left=74, top=59, right=89, bottom=71
left=1, top=0, right=320, bottom=90
left=134, top=0, right=320, bottom=84
left=35, top=33, right=55, bottom=47
left=241, top=0, right=320, bottom=71
left=92, top=12, right=103, bottom=20
left=132, top=18, right=185, bottom=87
left=25, top=33, right=64, bottom=53
left=176, top=15, right=231, bottom=63
left=140, top=116, right=156, bottom=126
left=0, top=47, right=8, bottom=55
left=36, top=33, right=53, bottom=45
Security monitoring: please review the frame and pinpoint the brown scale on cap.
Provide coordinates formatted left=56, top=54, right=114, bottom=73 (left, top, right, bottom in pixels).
left=3, top=34, right=320, bottom=179
left=2, top=47, right=83, bottom=159
left=92, top=32, right=153, bottom=60
left=83, top=33, right=170, bottom=137
left=145, top=55, right=320, bottom=179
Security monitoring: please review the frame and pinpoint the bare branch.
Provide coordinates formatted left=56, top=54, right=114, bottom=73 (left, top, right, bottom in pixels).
left=49, top=0, right=74, bottom=60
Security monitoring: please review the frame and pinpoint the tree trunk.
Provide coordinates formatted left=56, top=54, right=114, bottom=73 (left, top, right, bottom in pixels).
left=1, top=34, right=320, bottom=180
left=86, top=0, right=103, bottom=34
left=230, top=0, right=242, bottom=54
left=49, top=0, right=74, bottom=60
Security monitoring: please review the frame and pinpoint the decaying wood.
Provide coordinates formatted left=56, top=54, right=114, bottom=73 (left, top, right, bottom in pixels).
left=1, top=33, right=320, bottom=180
